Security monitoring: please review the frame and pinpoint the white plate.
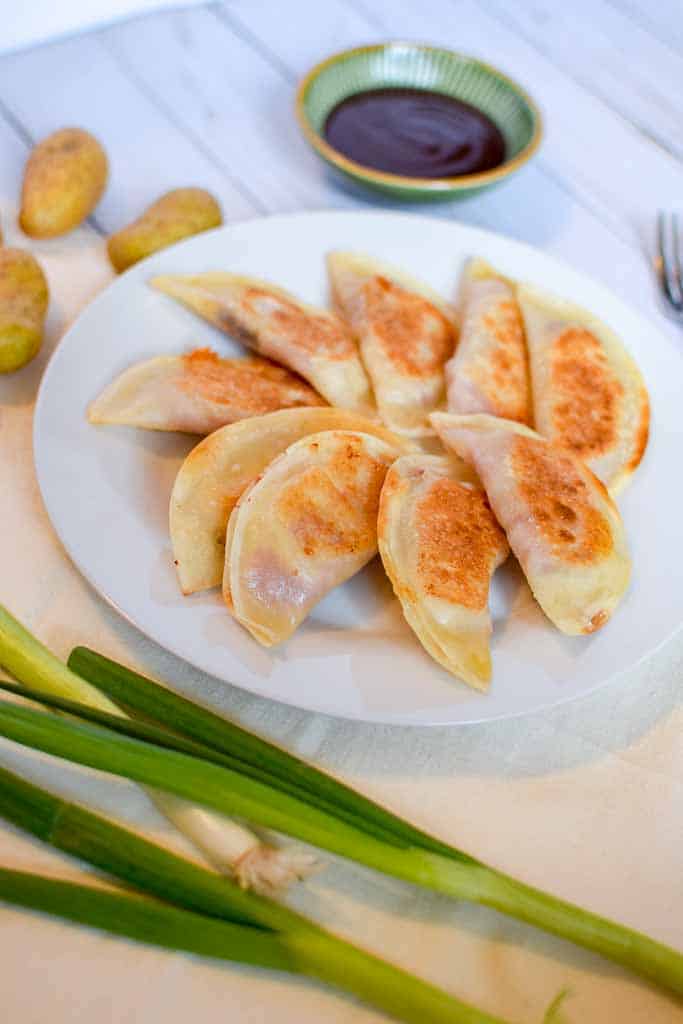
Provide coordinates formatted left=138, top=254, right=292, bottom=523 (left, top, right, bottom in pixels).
left=34, top=211, right=683, bottom=725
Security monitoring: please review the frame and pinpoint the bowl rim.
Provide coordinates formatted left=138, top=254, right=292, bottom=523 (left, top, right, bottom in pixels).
left=295, top=41, right=543, bottom=191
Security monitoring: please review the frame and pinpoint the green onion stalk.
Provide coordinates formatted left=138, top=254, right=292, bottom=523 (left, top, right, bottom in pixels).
left=0, top=764, right=509, bottom=1024
left=0, top=603, right=681, bottom=1001
left=0, top=605, right=313, bottom=894
left=69, top=645, right=478, bottom=859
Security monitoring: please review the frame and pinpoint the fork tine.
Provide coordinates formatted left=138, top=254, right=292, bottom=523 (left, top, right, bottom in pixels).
left=656, top=211, right=683, bottom=310
left=671, top=213, right=683, bottom=299
left=656, top=211, right=669, bottom=294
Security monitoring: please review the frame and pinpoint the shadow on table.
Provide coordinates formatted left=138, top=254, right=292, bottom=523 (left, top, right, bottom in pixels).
left=290, top=856, right=637, bottom=994
left=320, top=160, right=572, bottom=250
left=63, top=588, right=683, bottom=787
left=313, top=657, right=682, bottom=782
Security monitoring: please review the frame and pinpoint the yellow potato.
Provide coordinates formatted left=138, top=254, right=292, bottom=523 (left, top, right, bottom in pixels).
left=20, top=128, right=108, bottom=238
left=107, top=188, right=222, bottom=273
left=0, top=248, right=49, bottom=373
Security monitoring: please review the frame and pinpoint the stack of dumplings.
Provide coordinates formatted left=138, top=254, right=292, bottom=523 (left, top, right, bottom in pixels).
left=89, top=249, right=650, bottom=694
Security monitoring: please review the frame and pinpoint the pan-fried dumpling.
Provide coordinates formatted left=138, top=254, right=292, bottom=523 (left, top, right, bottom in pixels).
left=224, top=430, right=399, bottom=646
left=171, top=407, right=408, bottom=595
left=151, top=273, right=374, bottom=416
left=517, top=284, right=649, bottom=494
left=88, top=348, right=324, bottom=434
left=378, top=454, right=508, bottom=690
left=431, top=413, right=631, bottom=635
left=328, top=252, right=456, bottom=436
left=446, top=259, right=531, bottom=424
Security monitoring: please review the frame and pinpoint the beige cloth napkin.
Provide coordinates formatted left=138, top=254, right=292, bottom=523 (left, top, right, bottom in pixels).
left=0, top=212, right=681, bottom=1024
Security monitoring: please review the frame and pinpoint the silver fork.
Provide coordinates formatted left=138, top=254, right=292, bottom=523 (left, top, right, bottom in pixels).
left=656, top=211, right=683, bottom=322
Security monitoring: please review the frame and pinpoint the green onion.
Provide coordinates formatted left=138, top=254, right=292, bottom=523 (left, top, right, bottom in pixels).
left=0, top=678, right=307, bottom=787
left=0, top=678, right=418, bottom=848
left=0, top=697, right=681, bottom=1000
left=0, top=869, right=295, bottom=968
left=0, top=700, right=431, bottom=882
left=0, top=868, right=508, bottom=1024
left=0, top=604, right=311, bottom=894
left=0, top=766, right=508, bottom=1024
left=0, top=761, right=292, bottom=932
left=0, top=607, right=120, bottom=712
left=68, top=646, right=470, bottom=860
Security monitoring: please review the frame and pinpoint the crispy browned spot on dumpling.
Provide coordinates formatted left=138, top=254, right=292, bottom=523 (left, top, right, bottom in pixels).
left=276, top=452, right=385, bottom=559
left=328, top=252, right=456, bottom=436
left=237, top=287, right=354, bottom=360
left=88, top=348, right=324, bottom=434
left=446, top=259, right=531, bottom=425
left=224, top=430, right=399, bottom=646
left=151, top=273, right=374, bottom=415
left=179, top=348, right=323, bottom=411
left=170, top=407, right=409, bottom=596
left=518, top=284, right=649, bottom=494
left=431, top=412, right=631, bottom=636
left=378, top=454, right=508, bottom=690
left=510, top=430, right=614, bottom=567
left=362, top=276, right=454, bottom=377
left=416, top=477, right=506, bottom=609
left=547, top=328, right=622, bottom=461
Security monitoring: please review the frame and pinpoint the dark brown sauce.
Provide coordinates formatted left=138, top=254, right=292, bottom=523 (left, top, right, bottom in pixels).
left=324, top=88, right=506, bottom=179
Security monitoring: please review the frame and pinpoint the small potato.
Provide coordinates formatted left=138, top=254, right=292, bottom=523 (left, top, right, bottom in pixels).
left=0, top=248, right=49, bottom=373
left=107, top=188, right=222, bottom=273
left=20, top=127, right=108, bottom=239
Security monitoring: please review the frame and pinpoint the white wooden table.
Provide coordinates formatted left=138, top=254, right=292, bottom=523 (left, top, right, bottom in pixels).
left=1, top=3, right=682, bottom=1023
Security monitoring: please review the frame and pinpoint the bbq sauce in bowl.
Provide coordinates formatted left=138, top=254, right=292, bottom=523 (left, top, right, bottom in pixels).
left=324, top=88, right=506, bottom=179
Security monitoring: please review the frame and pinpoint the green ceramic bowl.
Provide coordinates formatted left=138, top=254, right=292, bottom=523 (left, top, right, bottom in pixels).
left=296, top=42, right=542, bottom=200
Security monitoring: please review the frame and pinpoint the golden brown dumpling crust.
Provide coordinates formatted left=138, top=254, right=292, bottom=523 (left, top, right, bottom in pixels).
left=363, top=276, right=455, bottom=378
left=416, top=478, right=507, bottom=611
left=328, top=253, right=456, bottom=436
left=225, top=429, right=399, bottom=645
left=179, top=348, right=324, bottom=411
left=431, top=412, right=631, bottom=636
left=510, top=435, right=614, bottom=567
left=88, top=349, right=324, bottom=437
left=170, top=407, right=409, bottom=596
left=275, top=434, right=389, bottom=560
left=275, top=447, right=385, bottom=559
left=446, top=261, right=531, bottom=426
left=239, top=287, right=355, bottom=361
left=152, top=273, right=374, bottom=415
left=517, top=284, right=649, bottom=494
left=549, top=328, right=623, bottom=460
left=626, top=397, right=650, bottom=473
left=377, top=452, right=508, bottom=689
left=466, top=298, right=529, bottom=423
